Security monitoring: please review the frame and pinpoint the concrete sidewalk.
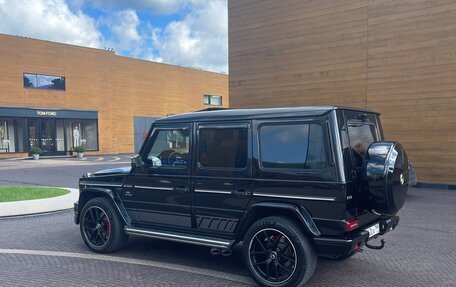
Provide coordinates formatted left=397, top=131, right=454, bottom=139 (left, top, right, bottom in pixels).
left=0, top=188, right=78, bottom=217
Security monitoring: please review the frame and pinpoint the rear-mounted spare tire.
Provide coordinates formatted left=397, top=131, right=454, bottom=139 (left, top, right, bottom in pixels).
left=364, top=142, right=409, bottom=216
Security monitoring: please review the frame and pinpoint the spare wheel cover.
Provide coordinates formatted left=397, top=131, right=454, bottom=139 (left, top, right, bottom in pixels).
left=364, top=142, right=409, bottom=215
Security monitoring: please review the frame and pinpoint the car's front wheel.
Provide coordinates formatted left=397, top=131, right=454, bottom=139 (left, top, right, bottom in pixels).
left=243, top=216, right=317, bottom=287
left=80, top=197, right=128, bottom=253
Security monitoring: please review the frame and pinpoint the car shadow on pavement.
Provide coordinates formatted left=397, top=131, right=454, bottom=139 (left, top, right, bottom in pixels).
left=115, top=236, right=249, bottom=277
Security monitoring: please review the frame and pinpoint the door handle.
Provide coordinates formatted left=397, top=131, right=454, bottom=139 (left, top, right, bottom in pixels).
left=232, top=189, right=251, bottom=197
left=174, top=186, right=190, bottom=193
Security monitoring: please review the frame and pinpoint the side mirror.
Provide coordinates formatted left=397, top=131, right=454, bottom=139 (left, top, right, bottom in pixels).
left=131, top=154, right=144, bottom=169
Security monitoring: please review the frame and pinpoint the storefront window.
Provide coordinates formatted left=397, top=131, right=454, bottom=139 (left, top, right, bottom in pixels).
left=56, top=120, right=65, bottom=152
left=66, top=120, right=98, bottom=151
left=0, top=107, right=98, bottom=155
left=81, top=120, right=98, bottom=150
left=0, top=118, right=26, bottom=153
left=15, top=118, right=25, bottom=152
left=0, top=119, right=9, bottom=153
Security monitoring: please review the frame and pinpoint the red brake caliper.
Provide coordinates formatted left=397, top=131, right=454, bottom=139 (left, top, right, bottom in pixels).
left=267, top=235, right=279, bottom=248
left=104, top=217, right=111, bottom=237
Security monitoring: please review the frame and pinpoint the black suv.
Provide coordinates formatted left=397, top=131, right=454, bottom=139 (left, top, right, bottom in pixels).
left=75, top=106, right=414, bottom=287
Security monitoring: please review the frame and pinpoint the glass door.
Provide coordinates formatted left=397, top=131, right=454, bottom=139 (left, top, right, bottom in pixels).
left=40, top=119, right=55, bottom=155
left=28, top=119, right=40, bottom=152
left=55, top=119, right=65, bottom=154
left=28, top=119, right=63, bottom=156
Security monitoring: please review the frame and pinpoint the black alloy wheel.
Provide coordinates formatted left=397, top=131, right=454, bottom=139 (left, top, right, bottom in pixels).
left=79, top=197, right=128, bottom=253
left=82, top=206, right=111, bottom=247
left=243, top=216, right=317, bottom=287
left=249, top=228, right=297, bottom=284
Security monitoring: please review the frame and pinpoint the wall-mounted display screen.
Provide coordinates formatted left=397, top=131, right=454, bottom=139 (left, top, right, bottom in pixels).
left=23, top=73, right=66, bottom=90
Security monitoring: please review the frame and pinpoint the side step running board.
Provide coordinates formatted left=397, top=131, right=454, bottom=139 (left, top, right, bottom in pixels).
left=125, top=227, right=235, bottom=249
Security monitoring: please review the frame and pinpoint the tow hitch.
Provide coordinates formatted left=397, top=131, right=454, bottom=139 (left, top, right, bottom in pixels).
left=365, top=239, right=386, bottom=250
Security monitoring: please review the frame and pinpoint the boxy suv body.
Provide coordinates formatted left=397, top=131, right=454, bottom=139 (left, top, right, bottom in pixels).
left=75, top=106, right=413, bottom=287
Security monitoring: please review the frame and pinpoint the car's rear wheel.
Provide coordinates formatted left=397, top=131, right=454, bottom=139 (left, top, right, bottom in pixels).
left=243, top=216, right=317, bottom=287
left=80, top=197, right=128, bottom=253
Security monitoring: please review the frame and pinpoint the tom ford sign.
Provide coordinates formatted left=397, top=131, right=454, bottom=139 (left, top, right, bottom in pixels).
left=0, top=107, right=97, bottom=119
left=36, top=111, right=58, bottom=116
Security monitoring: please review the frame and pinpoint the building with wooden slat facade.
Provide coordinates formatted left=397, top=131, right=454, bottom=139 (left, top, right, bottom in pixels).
left=229, top=0, right=456, bottom=185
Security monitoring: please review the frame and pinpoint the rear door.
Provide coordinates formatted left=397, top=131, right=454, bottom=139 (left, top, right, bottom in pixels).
left=343, top=110, right=382, bottom=218
left=344, top=111, right=382, bottom=170
left=192, top=121, right=252, bottom=237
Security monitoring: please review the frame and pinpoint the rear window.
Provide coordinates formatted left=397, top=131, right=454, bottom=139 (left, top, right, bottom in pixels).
left=259, top=123, right=327, bottom=170
left=347, top=121, right=379, bottom=168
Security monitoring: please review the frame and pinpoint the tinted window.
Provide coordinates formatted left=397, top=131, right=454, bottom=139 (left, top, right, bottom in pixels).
left=347, top=121, right=378, bottom=168
left=23, top=73, right=66, bottom=90
left=146, top=129, right=190, bottom=168
left=199, top=128, right=247, bottom=169
left=260, top=123, right=327, bottom=170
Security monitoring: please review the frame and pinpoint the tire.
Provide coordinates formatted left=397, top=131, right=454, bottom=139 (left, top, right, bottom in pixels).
left=79, top=197, right=128, bottom=253
left=243, top=216, right=317, bottom=287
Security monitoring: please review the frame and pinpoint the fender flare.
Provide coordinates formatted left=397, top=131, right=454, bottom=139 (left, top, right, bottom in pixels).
left=77, top=187, right=131, bottom=225
left=238, top=202, right=321, bottom=238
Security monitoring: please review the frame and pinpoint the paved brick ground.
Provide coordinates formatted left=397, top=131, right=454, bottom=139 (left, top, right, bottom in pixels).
left=0, top=187, right=454, bottom=286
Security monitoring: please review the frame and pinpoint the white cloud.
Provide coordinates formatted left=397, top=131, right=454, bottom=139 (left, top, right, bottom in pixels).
left=0, top=0, right=101, bottom=48
left=0, top=0, right=228, bottom=73
left=150, top=0, right=228, bottom=73
left=99, top=10, right=144, bottom=57
left=81, top=0, right=183, bottom=15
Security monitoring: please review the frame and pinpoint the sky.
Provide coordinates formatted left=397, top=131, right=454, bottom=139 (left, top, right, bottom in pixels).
left=0, top=0, right=228, bottom=73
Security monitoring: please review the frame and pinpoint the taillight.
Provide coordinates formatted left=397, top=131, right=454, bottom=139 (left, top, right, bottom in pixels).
left=345, top=218, right=360, bottom=232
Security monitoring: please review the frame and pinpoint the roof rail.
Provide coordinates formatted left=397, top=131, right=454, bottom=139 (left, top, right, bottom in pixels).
left=195, top=107, right=230, bottom=112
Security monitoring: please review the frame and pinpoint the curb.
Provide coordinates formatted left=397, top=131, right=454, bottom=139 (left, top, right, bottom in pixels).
left=1, top=153, right=134, bottom=161
left=0, top=208, right=72, bottom=220
left=3, top=155, right=75, bottom=161
left=0, top=188, right=78, bottom=217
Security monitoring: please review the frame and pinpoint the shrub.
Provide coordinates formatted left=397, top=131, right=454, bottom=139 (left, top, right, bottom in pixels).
left=30, top=147, right=42, bottom=155
left=74, top=146, right=86, bottom=153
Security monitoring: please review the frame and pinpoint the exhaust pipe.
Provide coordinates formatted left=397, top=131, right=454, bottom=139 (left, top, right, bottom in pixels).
left=210, top=248, right=222, bottom=256
left=210, top=248, right=232, bottom=256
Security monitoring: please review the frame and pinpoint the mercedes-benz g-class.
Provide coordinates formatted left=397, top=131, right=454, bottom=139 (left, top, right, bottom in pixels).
left=75, top=106, right=414, bottom=287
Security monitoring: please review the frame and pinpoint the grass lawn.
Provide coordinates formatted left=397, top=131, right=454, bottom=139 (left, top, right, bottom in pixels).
left=0, top=186, right=69, bottom=203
